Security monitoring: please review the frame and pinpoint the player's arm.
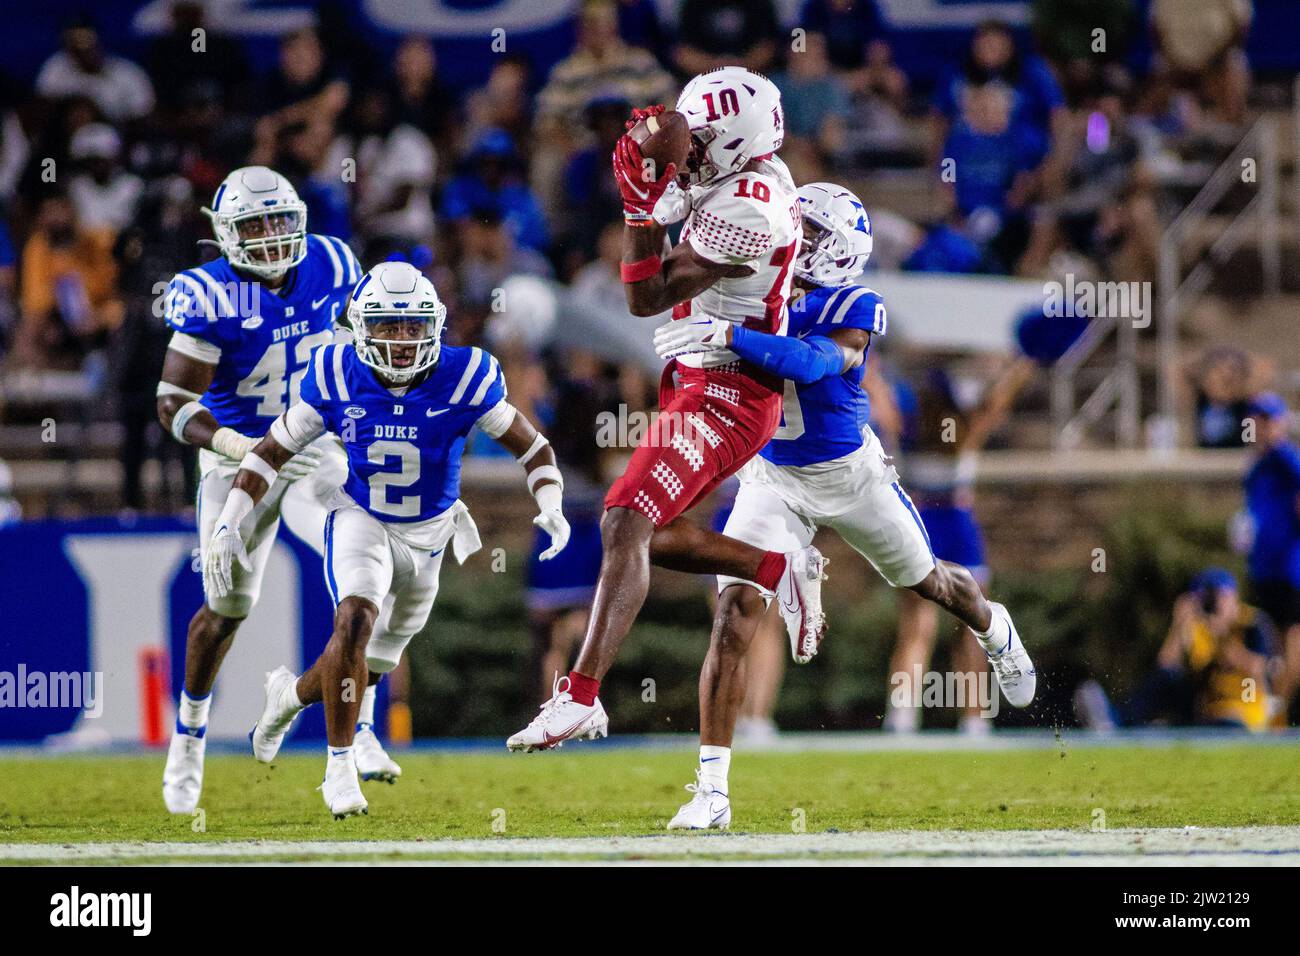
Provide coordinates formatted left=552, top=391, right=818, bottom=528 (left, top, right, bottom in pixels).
left=156, top=275, right=263, bottom=462
left=156, top=344, right=255, bottom=458
left=478, top=399, right=570, bottom=560
left=657, top=318, right=870, bottom=385
left=620, top=224, right=751, bottom=317
left=610, top=111, right=750, bottom=317
left=201, top=403, right=325, bottom=598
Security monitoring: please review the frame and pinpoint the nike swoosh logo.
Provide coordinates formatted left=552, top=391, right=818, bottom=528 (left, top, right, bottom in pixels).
left=542, top=713, right=594, bottom=746
left=426, top=408, right=449, bottom=418
left=312, top=295, right=331, bottom=309
left=625, top=178, right=650, bottom=200
left=700, top=757, right=719, bottom=762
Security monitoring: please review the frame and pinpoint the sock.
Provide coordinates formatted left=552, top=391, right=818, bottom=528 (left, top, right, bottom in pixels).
left=754, top=551, right=787, bottom=592
left=567, top=670, right=600, bottom=706
left=973, top=602, right=1007, bottom=653
left=177, top=690, right=211, bottom=734
left=283, top=679, right=303, bottom=713
left=699, top=745, right=730, bottom=793
left=327, top=745, right=353, bottom=763
left=357, top=685, right=377, bottom=730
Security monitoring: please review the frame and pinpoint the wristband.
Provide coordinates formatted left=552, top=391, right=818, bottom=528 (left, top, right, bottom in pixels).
left=238, top=452, right=279, bottom=487
left=171, top=401, right=206, bottom=444
left=533, top=480, right=563, bottom=514
left=516, top=432, right=549, bottom=466
left=215, top=487, right=255, bottom=533
left=212, top=427, right=257, bottom=461
left=527, top=464, right=564, bottom=495
left=620, top=255, right=662, bottom=283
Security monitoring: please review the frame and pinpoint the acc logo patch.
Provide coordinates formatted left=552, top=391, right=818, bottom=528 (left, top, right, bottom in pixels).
left=344, top=406, right=366, bottom=419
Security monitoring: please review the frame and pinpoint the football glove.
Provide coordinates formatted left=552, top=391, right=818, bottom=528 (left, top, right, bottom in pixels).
left=203, top=522, right=252, bottom=599
left=613, top=135, right=676, bottom=224
left=533, top=507, right=571, bottom=561
left=653, top=316, right=731, bottom=361
left=279, top=444, right=323, bottom=481
left=652, top=180, right=692, bottom=226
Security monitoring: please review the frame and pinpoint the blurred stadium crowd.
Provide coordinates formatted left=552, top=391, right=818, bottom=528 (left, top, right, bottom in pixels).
left=1, top=0, right=1298, bottom=734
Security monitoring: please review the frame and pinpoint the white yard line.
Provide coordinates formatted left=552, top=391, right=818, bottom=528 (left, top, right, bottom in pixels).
left=5, top=827, right=1300, bottom=865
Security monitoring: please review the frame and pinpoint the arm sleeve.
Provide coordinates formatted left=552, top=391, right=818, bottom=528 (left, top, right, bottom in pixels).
left=167, top=330, right=221, bottom=364
left=476, top=399, right=517, bottom=439
left=270, top=402, right=327, bottom=454
left=729, top=325, right=848, bottom=385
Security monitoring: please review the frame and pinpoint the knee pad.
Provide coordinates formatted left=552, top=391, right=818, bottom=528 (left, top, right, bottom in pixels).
left=365, top=630, right=414, bottom=674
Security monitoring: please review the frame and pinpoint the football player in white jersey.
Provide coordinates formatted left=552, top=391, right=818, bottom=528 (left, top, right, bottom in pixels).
left=203, top=262, right=569, bottom=817
left=507, top=67, right=832, bottom=752
left=158, top=167, right=401, bottom=813
left=653, top=183, right=1035, bottom=829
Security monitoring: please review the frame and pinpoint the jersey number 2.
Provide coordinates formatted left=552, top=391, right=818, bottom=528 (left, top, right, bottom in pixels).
left=368, top=440, right=420, bottom=518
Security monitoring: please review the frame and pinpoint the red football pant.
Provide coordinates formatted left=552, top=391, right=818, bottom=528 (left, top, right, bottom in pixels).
left=605, top=363, right=782, bottom=526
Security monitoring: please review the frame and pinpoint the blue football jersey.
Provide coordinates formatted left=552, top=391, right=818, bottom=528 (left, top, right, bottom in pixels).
left=300, top=343, right=507, bottom=522
left=163, top=233, right=361, bottom=435
left=760, top=284, right=887, bottom=467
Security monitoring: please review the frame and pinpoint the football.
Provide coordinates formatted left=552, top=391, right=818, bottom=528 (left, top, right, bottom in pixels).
left=627, top=109, right=691, bottom=179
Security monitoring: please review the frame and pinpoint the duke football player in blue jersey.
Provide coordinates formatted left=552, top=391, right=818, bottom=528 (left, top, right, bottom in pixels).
left=202, top=261, right=570, bottom=817
left=156, top=166, right=415, bottom=814
left=653, top=183, right=1036, bottom=829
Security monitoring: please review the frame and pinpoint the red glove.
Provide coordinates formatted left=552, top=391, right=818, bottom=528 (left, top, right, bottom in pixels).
left=624, top=104, right=667, bottom=131
left=612, top=135, right=676, bottom=225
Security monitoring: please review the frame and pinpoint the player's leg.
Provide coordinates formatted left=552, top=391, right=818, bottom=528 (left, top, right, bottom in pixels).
left=670, top=482, right=811, bottom=829
left=507, top=378, right=809, bottom=751
left=831, top=480, right=1036, bottom=713
left=354, top=596, right=404, bottom=782
left=888, top=590, right=939, bottom=732
left=163, top=464, right=281, bottom=814
left=351, top=548, right=448, bottom=783
left=736, top=608, right=786, bottom=742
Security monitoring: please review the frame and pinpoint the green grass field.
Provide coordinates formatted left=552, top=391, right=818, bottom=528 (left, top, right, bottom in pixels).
left=2, top=743, right=1298, bottom=853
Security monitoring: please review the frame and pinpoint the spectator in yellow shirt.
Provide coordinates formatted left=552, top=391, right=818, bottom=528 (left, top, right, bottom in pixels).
left=16, top=193, right=122, bottom=368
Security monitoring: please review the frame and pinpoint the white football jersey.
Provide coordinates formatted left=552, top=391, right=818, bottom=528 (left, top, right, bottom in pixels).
left=675, top=155, right=802, bottom=369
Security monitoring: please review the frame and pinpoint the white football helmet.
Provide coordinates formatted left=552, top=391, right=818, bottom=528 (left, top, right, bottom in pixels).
left=675, top=67, right=784, bottom=187
left=204, top=166, right=308, bottom=280
left=794, top=182, right=873, bottom=287
left=347, top=261, right=447, bottom=384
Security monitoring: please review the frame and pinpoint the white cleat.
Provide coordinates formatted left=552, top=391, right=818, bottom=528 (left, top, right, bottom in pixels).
left=354, top=726, right=401, bottom=783
left=985, top=602, right=1036, bottom=707
left=667, top=770, right=731, bottom=830
left=506, top=675, right=609, bottom=752
left=776, top=546, right=829, bottom=663
left=162, top=729, right=205, bottom=814
left=319, top=752, right=369, bottom=819
left=250, top=666, right=304, bottom=763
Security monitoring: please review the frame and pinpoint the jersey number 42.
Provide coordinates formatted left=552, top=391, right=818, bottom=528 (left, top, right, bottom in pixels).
left=237, top=333, right=334, bottom=417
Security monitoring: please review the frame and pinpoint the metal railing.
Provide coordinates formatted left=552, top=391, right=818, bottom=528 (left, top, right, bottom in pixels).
left=1157, top=115, right=1281, bottom=430
left=1050, top=308, right=1139, bottom=449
